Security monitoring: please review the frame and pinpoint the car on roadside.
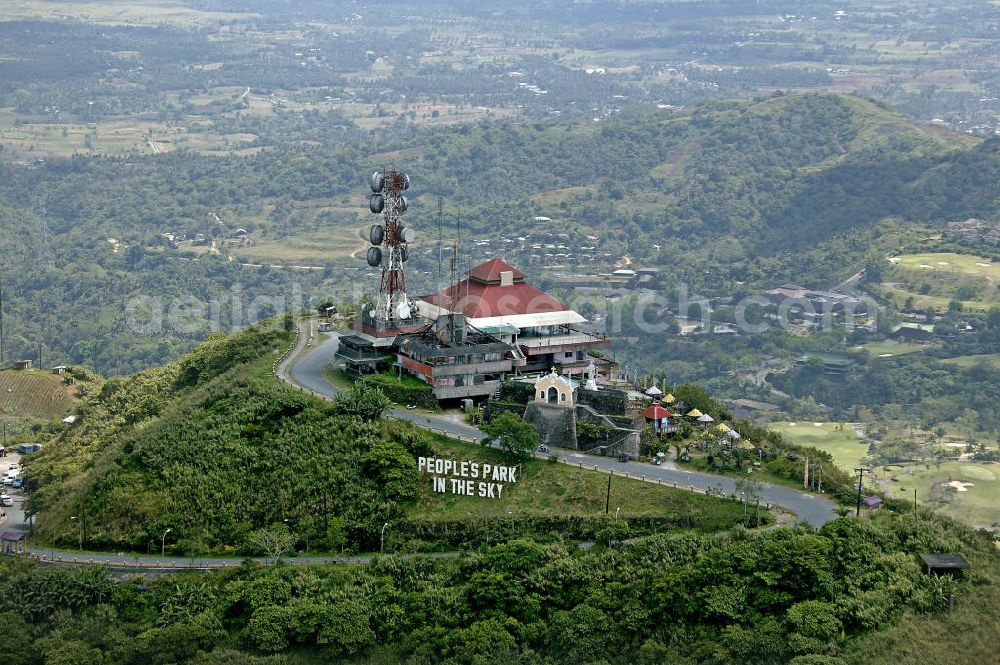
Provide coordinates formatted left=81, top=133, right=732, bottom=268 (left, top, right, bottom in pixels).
left=11, top=478, right=23, bottom=489
left=7, top=463, right=18, bottom=471
left=0, top=494, right=12, bottom=507
left=1, top=476, right=12, bottom=486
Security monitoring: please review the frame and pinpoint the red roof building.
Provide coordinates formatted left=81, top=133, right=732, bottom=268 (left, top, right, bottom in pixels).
left=421, top=257, right=569, bottom=320
left=416, top=257, right=612, bottom=373
left=641, top=403, right=674, bottom=421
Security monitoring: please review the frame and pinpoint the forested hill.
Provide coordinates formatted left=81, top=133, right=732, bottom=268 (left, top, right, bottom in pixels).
left=25, top=319, right=448, bottom=556
left=1, top=92, right=998, bottom=373
left=8, top=321, right=1000, bottom=665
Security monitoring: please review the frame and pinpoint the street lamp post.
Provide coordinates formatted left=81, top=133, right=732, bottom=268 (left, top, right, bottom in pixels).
left=508, top=510, right=514, bottom=534
left=161, top=528, right=172, bottom=557
left=380, top=522, right=389, bottom=554
left=70, top=516, right=82, bottom=551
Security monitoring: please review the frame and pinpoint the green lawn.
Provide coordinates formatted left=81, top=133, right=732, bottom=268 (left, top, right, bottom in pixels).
left=939, top=353, right=1000, bottom=370
left=895, top=252, right=999, bottom=280
left=881, top=461, right=1000, bottom=530
left=770, top=422, right=869, bottom=472
left=854, top=341, right=928, bottom=358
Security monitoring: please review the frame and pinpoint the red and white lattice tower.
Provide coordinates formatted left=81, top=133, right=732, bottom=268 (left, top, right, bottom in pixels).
left=365, top=168, right=414, bottom=323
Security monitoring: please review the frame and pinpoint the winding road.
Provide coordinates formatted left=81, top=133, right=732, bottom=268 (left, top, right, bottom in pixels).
left=280, top=326, right=839, bottom=527
left=1, top=324, right=836, bottom=572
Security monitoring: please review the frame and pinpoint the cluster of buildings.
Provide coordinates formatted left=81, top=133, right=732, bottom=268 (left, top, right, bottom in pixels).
left=763, top=284, right=869, bottom=316
left=946, top=218, right=1000, bottom=246
left=337, top=257, right=614, bottom=402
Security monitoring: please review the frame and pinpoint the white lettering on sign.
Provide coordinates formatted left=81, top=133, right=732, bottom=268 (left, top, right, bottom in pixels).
left=417, top=457, right=517, bottom=499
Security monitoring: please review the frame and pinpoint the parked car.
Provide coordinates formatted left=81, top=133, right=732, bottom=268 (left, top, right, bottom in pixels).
left=0, top=494, right=13, bottom=507
left=11, top=478, right=23, bottom=489
left=651, top=457, right=662, bottom=466
left=7, top=463, right=18, bottom=471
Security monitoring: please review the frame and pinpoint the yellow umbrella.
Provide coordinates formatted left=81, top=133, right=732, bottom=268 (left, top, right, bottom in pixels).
left=739, top=440, right=755, bottom=451
left=715, top=423, right=731, bottom=433
left=686, top=408, right=703, bottom=418
left=662, top=393, right=676, bottom=404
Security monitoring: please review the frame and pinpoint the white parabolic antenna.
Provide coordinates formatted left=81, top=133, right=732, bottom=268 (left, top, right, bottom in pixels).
left=396, top=303, right=411, bottom=319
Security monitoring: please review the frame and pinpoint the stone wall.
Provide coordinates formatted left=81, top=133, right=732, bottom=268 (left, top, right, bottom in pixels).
left=577, top=387, right=631, bottom=415
left=523, top=402, right=577, bottom=449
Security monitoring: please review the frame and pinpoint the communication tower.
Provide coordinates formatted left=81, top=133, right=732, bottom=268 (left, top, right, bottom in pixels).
left=365, top=168, right=414, bottom=323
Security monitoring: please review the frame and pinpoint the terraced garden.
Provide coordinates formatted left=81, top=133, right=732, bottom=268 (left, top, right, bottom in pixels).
left=0, top=370, right=77, bottom=418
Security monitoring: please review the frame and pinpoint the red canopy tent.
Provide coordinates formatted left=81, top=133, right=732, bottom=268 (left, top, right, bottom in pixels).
left=641, top=403, right=673, bottom=420
left=641, top=403, right=674, bottom=434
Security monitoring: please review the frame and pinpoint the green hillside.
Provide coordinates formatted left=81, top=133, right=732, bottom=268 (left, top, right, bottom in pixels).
left=3, top=93, right=1000, bottom=374
left=2, top=509, right=997, bottom=665
left=8, top=322, right=1000, bottom=665
left=25, top=322, right=751, bottom=554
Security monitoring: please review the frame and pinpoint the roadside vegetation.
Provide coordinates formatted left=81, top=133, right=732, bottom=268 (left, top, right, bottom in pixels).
left=0, top=508, right=995, bottom=664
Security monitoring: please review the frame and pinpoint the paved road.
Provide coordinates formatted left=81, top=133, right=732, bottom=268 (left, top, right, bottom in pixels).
left=24, top=548, right=457, bottom=573
left=286, top=331, right=486, bottom=441
left=1, top=452, right=30, bottom=535
left=283, top=327, right=838, bottom=527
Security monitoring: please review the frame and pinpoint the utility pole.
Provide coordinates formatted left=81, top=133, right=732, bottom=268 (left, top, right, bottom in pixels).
left=605, top=475, right=612, bottom=514
left=0, top=277, right=5, bottom=367
left=914, top=487, right=918, bottom=516
left=854, top=467, right=866, bottom=516
left=803, top=456, right=809, bottom=489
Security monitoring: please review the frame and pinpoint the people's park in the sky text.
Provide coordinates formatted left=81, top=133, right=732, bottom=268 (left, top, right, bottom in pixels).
left=417, top=457, right=518, bottom=498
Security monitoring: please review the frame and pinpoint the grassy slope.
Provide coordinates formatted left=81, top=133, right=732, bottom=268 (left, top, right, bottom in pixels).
left=843, top=513, right=1000, bottom=665
left=413, top=432, right=750, bottom=529
left=27, top=324, right=296, bottom=547
left=883, top=251, right=999, bottom=309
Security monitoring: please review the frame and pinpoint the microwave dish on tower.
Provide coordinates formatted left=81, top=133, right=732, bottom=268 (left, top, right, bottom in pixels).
left=365, top=167, right=415, bottom=323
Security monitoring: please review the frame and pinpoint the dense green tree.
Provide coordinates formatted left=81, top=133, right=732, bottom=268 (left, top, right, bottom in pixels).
left=481, top=411, right=539, bottom=460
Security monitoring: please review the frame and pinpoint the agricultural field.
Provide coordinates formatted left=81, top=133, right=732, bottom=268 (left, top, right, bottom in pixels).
left=0, top=370, right=77, bottom=419
left=0, top=0, right=254, bottom=27
left=770, top=422, right=869, bottom=473
left=232, top=225, right=368, bottom=264
left=881, top=460, right=1000, bottom=530
left=0, top=110, right=259, bottom=159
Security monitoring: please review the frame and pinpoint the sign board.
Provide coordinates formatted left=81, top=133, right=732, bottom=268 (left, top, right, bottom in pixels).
left=417, top=456, right=518, bottom=498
